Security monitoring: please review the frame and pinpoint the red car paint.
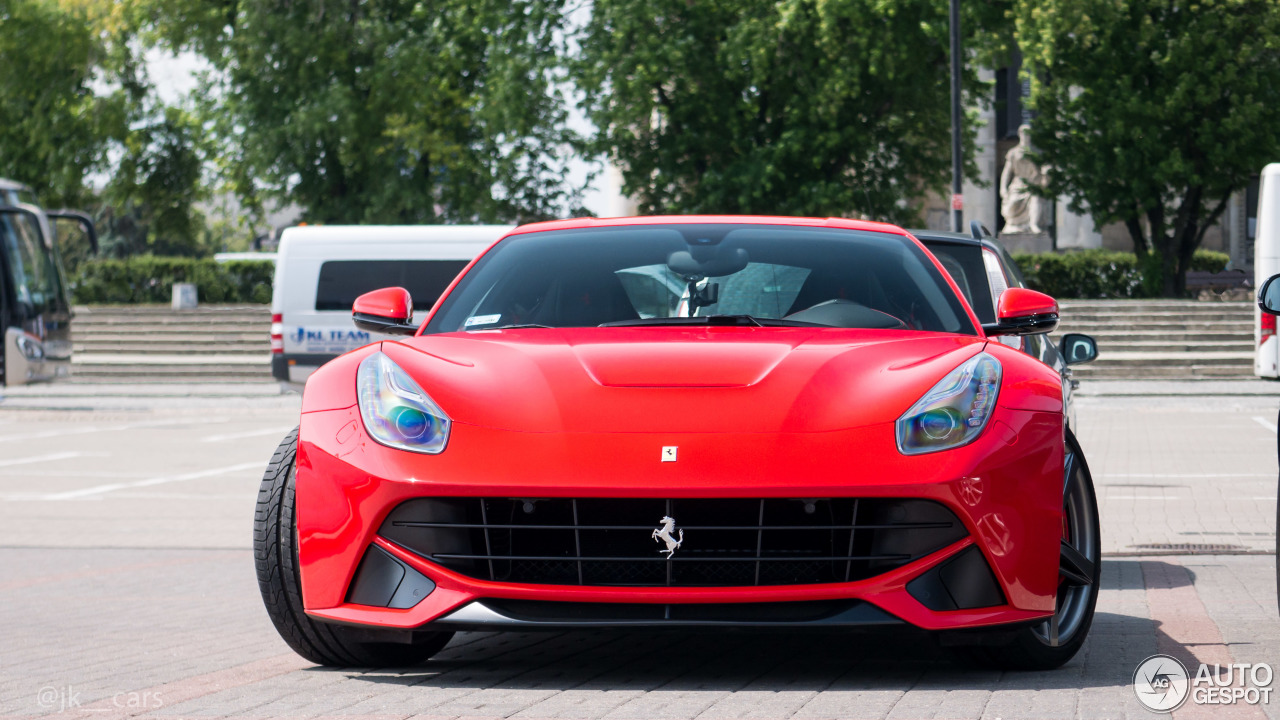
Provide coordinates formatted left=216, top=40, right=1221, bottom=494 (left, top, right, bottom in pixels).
left=996, top=288, right=1059, bottom=321
left=353, top=287, right=413, bottom=322
left=293, top=216, right=1068, bottom=635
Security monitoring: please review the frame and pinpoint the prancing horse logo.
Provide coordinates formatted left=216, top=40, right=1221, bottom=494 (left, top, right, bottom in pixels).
left=652, top=516, right=683, bottom=558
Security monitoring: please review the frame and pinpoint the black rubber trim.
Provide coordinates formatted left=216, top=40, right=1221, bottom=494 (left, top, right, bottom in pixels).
left=346, top=545, right=436, bottom=609
left=906, top=545, right=1006, bottom=611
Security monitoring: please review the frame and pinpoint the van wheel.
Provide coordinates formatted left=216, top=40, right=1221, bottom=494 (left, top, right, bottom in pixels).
left=254, top=428, right=453, bottom=667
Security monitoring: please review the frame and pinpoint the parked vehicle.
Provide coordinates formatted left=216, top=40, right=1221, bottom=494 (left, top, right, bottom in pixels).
left=270, top=225, right=511, bottom=384
left=911, top=222, right=1099, bottom=430
left=256, top=216, right=1102, bottom=671
left=0, top=178, right=96, bottom=386
left=1257, top=164, right=1280, bottom=378
left=1254, top=274, right=1280, bottom=613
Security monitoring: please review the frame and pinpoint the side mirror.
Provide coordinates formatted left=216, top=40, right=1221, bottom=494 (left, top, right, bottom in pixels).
left=46, top=210, right=99, bottom=254
left=984, top=288, right=1060, bottom=336
left=352, top=287, right=417, bottom=336
left=1259, top=273, right=1280, bottom=315
left=1060, top=333, right=1098, bottom=365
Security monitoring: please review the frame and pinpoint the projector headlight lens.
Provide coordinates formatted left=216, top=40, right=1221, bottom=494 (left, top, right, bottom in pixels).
left=357, top=351, right=450, bottom=454
left=896, top=352, right=1001, bottom=455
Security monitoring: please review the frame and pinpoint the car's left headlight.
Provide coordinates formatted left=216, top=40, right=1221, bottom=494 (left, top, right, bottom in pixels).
left=896, top=352, right=1001, bottom=455
left=357, top=351, right=451, bottom=454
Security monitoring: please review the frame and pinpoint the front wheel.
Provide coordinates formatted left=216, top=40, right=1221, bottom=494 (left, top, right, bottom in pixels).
left=253, top=428, right=454, bottom=667
left=964, top=429, right=1101, bottom=670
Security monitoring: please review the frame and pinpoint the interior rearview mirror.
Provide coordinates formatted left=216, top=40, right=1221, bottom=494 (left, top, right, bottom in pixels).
left=352, top=287, right=417, bottom=336
left=667, top=246, right=750, bottom=278
left=1259, top=273, right=1280, bottom=316
left=1060, top=333, right=1098, bottom=365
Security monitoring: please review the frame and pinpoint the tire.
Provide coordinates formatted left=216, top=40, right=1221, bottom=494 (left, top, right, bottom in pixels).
left=962, top=429, right=1101, bottom=671
left=254, top=428, right=454, bottom=667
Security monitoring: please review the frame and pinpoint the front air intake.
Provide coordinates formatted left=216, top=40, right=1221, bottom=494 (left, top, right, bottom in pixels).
left=378, top=497, right=967, bottom=587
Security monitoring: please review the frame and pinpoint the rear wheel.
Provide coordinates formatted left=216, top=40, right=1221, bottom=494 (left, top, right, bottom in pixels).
left=964, top=430, right=1101, bottom=670
left=254, top=428, right=453, bottom=667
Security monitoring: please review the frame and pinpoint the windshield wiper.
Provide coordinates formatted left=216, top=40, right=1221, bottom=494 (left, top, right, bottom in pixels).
left=600, top=315, right=818, bottom=328
left=477, top=323, right=554, bottom=330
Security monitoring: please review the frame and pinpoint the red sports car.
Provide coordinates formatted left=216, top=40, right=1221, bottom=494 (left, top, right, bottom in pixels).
left=255, top=216, right=1100, bottom=670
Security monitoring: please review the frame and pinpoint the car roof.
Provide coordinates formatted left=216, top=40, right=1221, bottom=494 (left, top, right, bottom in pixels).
left=508, top=215, right=912, bottom=237
left=908, top=228, right=982, bottom=246
left=278, top=224, right=513, bottom=250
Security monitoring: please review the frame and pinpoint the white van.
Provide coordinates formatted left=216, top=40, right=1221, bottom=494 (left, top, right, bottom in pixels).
left=1257, top=164, right=1280, bottom=378
left=270, top=225, right=513, bottom=384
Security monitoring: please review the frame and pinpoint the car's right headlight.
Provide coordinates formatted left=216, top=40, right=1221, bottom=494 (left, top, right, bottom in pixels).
left=895, top=352, right=1001, bottom=455
left=357, top=351, right=451, bottom=454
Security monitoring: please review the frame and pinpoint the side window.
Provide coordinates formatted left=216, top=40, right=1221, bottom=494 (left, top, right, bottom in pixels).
left=923, top=243, right=995, bottom=324
left=315, top=260, right=469, bottom=311
left=932, top=251, right=975, bottom=308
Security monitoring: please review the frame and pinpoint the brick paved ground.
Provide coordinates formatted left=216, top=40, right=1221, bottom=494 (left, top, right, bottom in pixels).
left=0, top=388, right=1276, bottom=719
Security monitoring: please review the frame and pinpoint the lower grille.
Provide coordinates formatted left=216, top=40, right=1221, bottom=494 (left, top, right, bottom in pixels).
left=380, top=497, right=966, bottom=587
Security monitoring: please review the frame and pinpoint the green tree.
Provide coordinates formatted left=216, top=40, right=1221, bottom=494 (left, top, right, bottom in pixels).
left=149, top=0, right=583, bottom=224
left=574, top=0, right=1009, bottom=223
left=99, top=106, right=213, bottom=257
left=0, top=0, right=129, bottom=207
left=1016, top=0, right=1280, bottom=296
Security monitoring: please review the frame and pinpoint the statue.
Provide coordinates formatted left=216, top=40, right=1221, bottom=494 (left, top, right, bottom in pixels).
left=1000, top=125, right=1049, bottom=235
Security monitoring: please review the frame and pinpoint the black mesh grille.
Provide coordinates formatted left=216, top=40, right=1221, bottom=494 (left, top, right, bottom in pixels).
left=380, top=497, right=967, bottom=587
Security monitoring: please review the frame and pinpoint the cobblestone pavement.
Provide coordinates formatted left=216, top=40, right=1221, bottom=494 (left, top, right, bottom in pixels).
left=0, top=389, right=1276, bottom=719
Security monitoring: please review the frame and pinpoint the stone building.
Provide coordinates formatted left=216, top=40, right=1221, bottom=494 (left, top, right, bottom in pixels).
left=919, top=62, right=1260, bottom=271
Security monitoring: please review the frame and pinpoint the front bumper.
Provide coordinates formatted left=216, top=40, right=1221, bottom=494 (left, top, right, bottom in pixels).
left=294, top=404, right=1063, bottom=633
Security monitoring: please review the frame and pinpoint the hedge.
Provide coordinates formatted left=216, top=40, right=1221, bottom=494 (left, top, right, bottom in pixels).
left=71, top=257, right=275, bottom=304
left=1009, top=249, right=1231, bottom=299
left=68, top=249, right=1233, bottom=304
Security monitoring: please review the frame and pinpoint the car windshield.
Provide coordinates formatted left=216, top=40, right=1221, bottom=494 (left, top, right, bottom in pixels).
left=424, top=224, right=975, bottom=335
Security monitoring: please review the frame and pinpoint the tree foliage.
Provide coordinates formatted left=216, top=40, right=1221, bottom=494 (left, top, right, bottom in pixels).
left=148, top=0, right=583, bottom=225
left=0, top=0, right=215, bottom=268
left=0, top=0, right=129, bottom=207
left=1016, top=0, right=1280, bottom=296
left=574, top=0, right=1009, bottom=223
left=99, top=106, right=214, bottom=258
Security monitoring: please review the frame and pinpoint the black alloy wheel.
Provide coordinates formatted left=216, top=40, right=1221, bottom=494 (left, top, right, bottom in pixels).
left=964, top=429, right=1101, bottom=670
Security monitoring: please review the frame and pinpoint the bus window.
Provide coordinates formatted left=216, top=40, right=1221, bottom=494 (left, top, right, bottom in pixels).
left=1, top=213, right=60, bottom=312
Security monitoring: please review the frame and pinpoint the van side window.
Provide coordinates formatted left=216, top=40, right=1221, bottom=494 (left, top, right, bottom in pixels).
left=315, top=260, right=469, bottom=311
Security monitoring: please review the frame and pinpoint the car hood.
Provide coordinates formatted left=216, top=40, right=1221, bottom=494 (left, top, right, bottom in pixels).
left=383, top=328, right=986, bottom=434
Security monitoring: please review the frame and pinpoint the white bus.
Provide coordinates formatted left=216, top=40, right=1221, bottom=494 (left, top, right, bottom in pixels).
left=1257, top=164, right=1280, bottom=378
left=270, top=225, right=512, bottom=385
left=0, top=178, right=96, bottom=386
